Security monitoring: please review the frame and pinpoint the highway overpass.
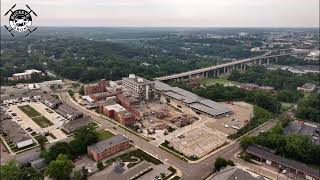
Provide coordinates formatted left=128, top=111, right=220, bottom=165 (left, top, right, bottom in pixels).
left=154, top=51, right=307, bottom=82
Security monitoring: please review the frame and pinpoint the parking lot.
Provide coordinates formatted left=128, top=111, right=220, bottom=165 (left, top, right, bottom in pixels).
left=3, top=100, right=68, bottom=144
left=205, top=101, right=254, bottom=135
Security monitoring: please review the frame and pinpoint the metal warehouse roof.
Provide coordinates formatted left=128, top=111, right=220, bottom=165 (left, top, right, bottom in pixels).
left=155, top=81, right=231, bottom=116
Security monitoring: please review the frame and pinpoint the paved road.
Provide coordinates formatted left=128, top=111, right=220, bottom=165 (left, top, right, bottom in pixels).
left=59, top=92, right=279, bottom=180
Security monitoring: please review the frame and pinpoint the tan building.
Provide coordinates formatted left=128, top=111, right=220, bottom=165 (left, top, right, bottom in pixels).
left=87, top=135, right=130, bottom=161
left=122, top=74, right=155, bottom=100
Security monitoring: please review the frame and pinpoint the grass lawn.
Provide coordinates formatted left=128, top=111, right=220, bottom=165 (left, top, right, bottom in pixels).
left=97, top=130, right=114, bottom=141
left=18, top=105, right=41, bottom=117
left=34, top=135, right=48, bottom=143
left=200, top=77, right=240, bottom=86
left=32, top=116, right=54, bottom=128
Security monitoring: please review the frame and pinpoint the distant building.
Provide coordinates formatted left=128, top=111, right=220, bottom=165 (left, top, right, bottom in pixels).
left=0, top=110, right=34, bottom=148
left=211, top=166, right=265, bottom=180
left=11, top=69, right=42, bottom=81
left=87, top=135, right=130, bottom=161
left=122, top=74, right=155, bottom=100
left=284, top=120, right=319, bottom=145
left=297, top=83, right=316, bottom=93
left=84, top=79, right=108, bottom=95
left=38, top=80, right=63, bottom=87
left=102, top=103, right=135, bottom=126
left=246, top=145, right=320, bottom=180
left=305, top=50, right=320, bottom=61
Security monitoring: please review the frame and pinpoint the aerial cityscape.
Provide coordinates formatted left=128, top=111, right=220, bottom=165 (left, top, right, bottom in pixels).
left=0, top=0, right=319, bottom=180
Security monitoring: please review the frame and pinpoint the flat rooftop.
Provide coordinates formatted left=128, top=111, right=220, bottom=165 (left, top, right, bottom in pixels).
left=105, top=103, right=127, bottom=112
left=122, top=75, right=154, bottom=86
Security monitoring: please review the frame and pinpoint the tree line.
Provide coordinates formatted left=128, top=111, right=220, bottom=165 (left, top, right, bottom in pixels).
left=241, top=117, right=320, bottom=165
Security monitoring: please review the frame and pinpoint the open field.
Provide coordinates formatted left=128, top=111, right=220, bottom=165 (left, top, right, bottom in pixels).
left=200, top=77, right=241, bottom=86
left=18, top=105, right=41, bottom=117
left=97, top=130, right=114, bottom=141
left=31, top=116, right=54, bottom=128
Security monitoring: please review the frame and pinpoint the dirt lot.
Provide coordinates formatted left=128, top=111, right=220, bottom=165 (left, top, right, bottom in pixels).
left=205, top=101, right=254, bottom=135
left=139, top=101, right=198, bottom=137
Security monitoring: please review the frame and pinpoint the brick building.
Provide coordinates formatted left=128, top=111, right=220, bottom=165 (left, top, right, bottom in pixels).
left=87, top=135, right=130, bottom=161
left=102, top=103, right=135, bottom=126
left=84, top=79, right=108, bottom=95
left=117, top=93, right=142, bottom=120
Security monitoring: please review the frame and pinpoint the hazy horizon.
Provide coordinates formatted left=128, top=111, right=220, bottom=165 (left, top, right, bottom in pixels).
left=1, top=0, right=319, bottom=27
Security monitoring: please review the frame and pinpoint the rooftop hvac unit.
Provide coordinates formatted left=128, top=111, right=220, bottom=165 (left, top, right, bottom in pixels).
left=129, top=74, right=135, bottom=79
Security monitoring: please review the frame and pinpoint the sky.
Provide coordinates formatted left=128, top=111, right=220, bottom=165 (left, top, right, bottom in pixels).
left=1, top=0, right=319, bottom=27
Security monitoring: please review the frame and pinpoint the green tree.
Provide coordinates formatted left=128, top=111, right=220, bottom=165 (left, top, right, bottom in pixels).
left=81, top=166, right=88, bottom=179
left=79, top=85, right=85, bottom=95
left=46, top=154, right=74, bottom=180
left=0, top=160, right=20, bottom=180
left=214, top=157, right=234, bottom=172
left=41, top=142, right=73, bottom=162
left=73, top=170, right=83, bottom=180
left=37, top=136, right=47, bottom=150
left=70, top=125, right=98, bottom=155
left=296, top=94, right=320, bottom=123
left=228, top=69, right=241, bottom=81
left=0, top=160, right=41, bottom=180
left=160, top=172, right=166, bottom=179
left=96, top=161, right=104, bottom=171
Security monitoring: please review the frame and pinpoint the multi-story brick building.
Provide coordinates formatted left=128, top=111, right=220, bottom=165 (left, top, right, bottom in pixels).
left=84, top=79, right=108, bottom=95
left=102, top=103, right=135, bottom=126
left=122, top=74, right=155, bottom=101
left=87, top=135, right=130, bottom=161
left=117, top=93, right=142, bottom=120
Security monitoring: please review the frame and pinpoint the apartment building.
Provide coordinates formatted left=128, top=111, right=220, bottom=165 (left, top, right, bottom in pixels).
left=87, top=135, right=130, bottom=161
